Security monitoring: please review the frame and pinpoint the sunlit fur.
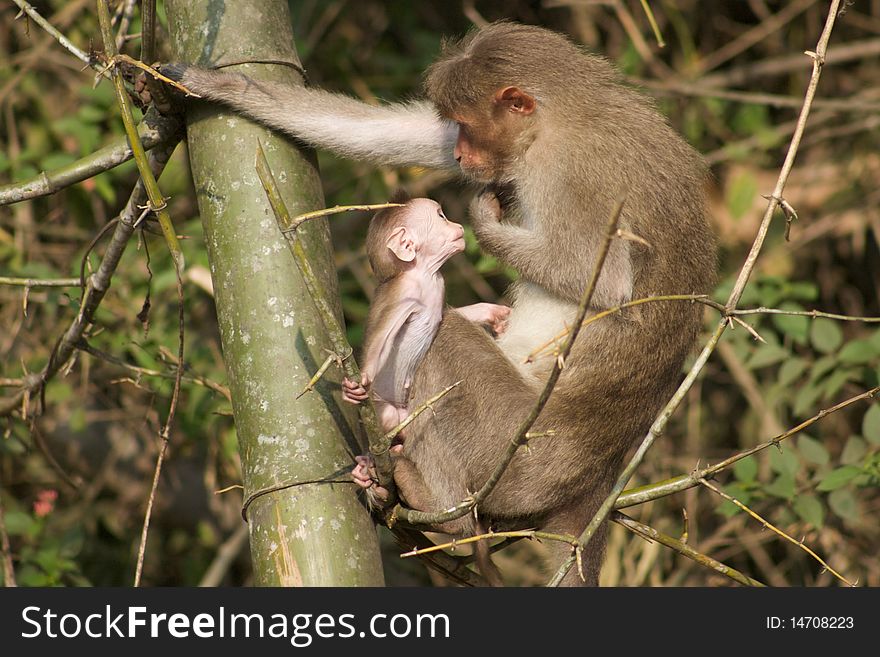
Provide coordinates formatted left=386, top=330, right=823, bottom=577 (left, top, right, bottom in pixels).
left=168, top=21, right=716, bottom=586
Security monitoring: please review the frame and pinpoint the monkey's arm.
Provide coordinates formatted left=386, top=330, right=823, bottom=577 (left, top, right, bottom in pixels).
left=469, top=193, right=633, bottom=307
left=163, top=65, right=459, bottom=170
left=360, top=295, right=423, bottom=385
left=455, top=303, right=511, bottom=335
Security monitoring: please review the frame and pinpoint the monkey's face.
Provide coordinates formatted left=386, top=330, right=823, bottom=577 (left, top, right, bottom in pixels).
left=405, top=199, right=465, bottom=267
left=452, top=87, right=537, bottom=184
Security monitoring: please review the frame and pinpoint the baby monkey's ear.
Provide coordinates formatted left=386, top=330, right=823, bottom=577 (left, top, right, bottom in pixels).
left=386, top=226, right=416, bottom=263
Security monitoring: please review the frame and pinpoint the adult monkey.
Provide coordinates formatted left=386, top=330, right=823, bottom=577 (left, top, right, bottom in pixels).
left=164, top=22, right=715, bottom=585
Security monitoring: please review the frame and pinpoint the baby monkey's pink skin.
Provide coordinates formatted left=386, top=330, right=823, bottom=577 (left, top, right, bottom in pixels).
left=343, top=198, right=509, bottom=499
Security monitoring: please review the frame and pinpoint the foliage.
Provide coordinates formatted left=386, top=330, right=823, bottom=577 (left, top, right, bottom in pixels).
left=1, top=0, right=879, bottom=587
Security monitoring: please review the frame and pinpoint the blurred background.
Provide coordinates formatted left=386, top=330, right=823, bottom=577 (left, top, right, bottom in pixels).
left=0, top=0, right=878, bottom=586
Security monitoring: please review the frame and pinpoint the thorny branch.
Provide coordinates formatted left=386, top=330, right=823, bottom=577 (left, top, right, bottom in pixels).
left=549, top=0, right=844, bottom=587
left=96, top=0, right=185, bottom=588
left=0, top=109, right=180, bottom=207
left=0, top=140, right=180, bottom=419
left=611, top=512, right=765, bottom=587
left=699, top=479, right=854, bottom=586
left=615, top=386, right=880, bottom=509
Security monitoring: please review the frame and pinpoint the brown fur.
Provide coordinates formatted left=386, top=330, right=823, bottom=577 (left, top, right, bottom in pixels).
left=164, top=21, right=716, bottom=586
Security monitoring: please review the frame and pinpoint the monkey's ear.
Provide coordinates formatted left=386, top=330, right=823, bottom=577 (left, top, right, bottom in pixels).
left=495, top=86, right=536, bottom=115
left=386, top=226, right=416, bottom=263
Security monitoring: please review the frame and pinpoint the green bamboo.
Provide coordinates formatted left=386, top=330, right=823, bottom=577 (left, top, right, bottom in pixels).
left=165, top=0, right=383, bottom=586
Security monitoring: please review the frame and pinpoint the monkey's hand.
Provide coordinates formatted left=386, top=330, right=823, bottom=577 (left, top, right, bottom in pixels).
left=342, top=376, right=370, bottom=404
left=455, top=303, right=511, bottom=336
left=469, top=189, right=504, bottom=235
left=351, top=455, right=391, bottom=508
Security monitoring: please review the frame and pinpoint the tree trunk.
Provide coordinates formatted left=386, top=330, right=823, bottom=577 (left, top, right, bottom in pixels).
left=165, top=0, right=384, bottom=586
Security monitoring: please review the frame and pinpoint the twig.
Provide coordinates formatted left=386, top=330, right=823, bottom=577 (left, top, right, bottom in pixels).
left=615, top=386, right=880, bottom=509
left=0, top=486, right=16, bottom=587
left=637, top=0, right=665, bottom=48
left=295, top=352, right=342, bottom=400
left=400, top=529, right=579, bottom=558
left=396, top=199, right=625, bottom=527
left=391, top=527, right=487, bottom=587
left=76, top=340, right=231, bottom=401
left=549, top=0, right=843, bottom=588
left=11, top=0, right=108, bottom=77
left=254, top=143, right=392, bottom=495
left=0, top=277, right=80, bottom=288
left=281, top=203, right=404, bottom=233
left=383, top=381, right=461, bottom=443
left=611, top=512, right=765, bottom=587
left=96, top=0, right=186, bottom=588
left=634, top=78, right=880, bottom=113
left=114, top=0, right=136, bottom=52
left=526, top=294, right=709, bottom=363
left=528, top=296, right=880, bottom=364
left=113, top=54, right=201, bottom=97
left=729, top=307, right=880, bottom=322
left=0, top=109, right=180, bottom=207
left=699, top=478, right=854, bottom=586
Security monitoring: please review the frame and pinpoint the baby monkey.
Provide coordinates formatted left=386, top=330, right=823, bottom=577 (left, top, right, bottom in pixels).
left=346, top=193, right=509, bottom=490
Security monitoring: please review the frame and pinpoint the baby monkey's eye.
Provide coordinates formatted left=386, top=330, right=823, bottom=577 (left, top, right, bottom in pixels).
left=438, top=209, right=446, bottom=219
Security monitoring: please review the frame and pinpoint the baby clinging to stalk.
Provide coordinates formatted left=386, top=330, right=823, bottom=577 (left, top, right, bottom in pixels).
left=344, top=192, right=510, bottom=450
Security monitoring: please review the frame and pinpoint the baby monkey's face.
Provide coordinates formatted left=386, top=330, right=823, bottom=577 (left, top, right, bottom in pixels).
left=404, top=198, right=465, bottom=263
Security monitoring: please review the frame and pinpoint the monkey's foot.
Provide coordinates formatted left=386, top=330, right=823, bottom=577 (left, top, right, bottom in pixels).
left=342, top=377, right=369, bottom=404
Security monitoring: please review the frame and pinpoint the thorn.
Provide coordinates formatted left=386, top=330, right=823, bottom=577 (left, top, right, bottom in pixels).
left=615, top=228, right=652, bottom=248
left=804, top=50, right=825, bottom=67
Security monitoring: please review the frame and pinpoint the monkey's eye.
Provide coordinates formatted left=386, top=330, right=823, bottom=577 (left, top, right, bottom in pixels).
left=438, top=209, right=446, bottom=219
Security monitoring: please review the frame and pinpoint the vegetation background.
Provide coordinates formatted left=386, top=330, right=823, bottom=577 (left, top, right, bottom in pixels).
left=0, top=0, right=878, bottom=586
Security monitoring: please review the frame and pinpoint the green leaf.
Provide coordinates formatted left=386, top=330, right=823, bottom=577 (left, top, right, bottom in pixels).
left=733, top=456, right=758, bottom=482
left=764, top=472, right=796, bottom=500
left=810, top=318, right=843, bottom=354
left=771, top=303, right=809, bottom=344
left=3, top=510, right=36, bottom=536
left=828, top=488, right=859, bottom=521
left=748, top=344, right=789, bottom=369
left=786, top=282, right=819, bottom=302
left=793, top=494, right=824, bottom=529
left=838, top=339, right=879, bottom=365
left=796, top=435, right=829, bottom=466
left=808, top=355, right=837, bottom=383
left=770, top=446, right=799, bottom=477
left=816, top=466, right=862, bottom=491
left=841, top=435, right=867, bottom=465
left=822, top=368, right=855, bottom=400
left=793, top=382, right=823, bottom=417
left=778, top=358, right=808, bottom=386
left=862, top=405, right=880, bottom=445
